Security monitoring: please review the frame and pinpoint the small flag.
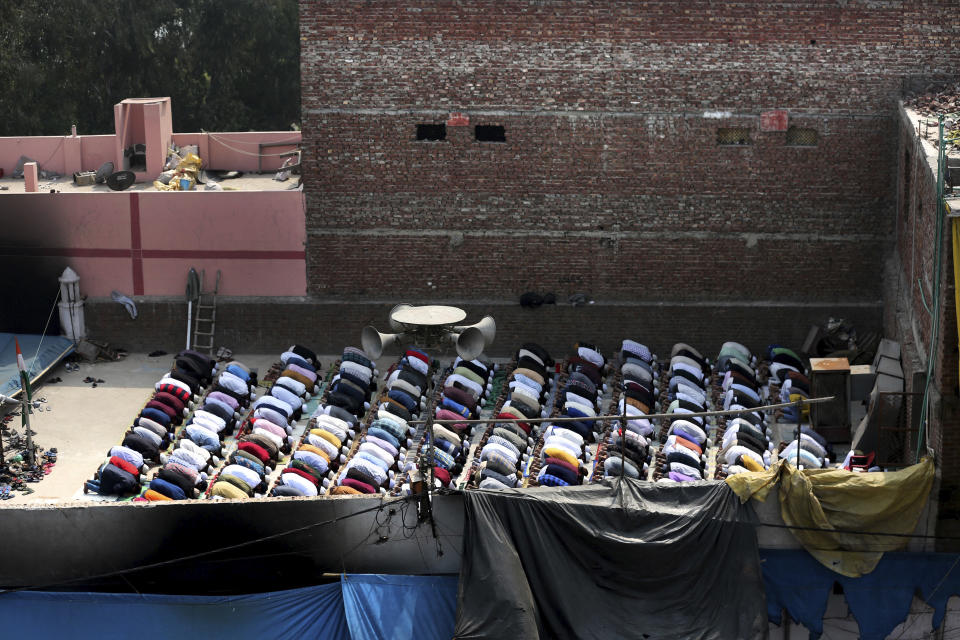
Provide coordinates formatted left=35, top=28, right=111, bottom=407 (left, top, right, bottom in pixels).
left=15, top=337, right=25, bottom=373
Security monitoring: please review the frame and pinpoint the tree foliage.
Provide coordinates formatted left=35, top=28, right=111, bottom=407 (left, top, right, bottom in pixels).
left=0, top=0, right=299, bottom=136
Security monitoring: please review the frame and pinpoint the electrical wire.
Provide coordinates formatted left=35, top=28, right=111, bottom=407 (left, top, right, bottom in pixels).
left=409, top=395, right=836, bottom=426
left=30, top=287, right=62, bottom=375
left=890, top=554, right=960, bottom=640
left=3, top=489, right=956, bottom=601
left=203, top=132, right=300, bottom=146
left=204, top=132, right=301, bottom=158
left=754, top=520, right=960, bottom=541
left=24, top=137, right=66, bottom=176
left=916, top=114, right=947, bottom=463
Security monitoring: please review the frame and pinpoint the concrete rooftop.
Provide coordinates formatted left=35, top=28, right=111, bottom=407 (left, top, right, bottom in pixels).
left=0, top=347, right=865, bottom=507
left=0, top=173, right=301, bottom=194
left=1, top=352, right=296, bottom=505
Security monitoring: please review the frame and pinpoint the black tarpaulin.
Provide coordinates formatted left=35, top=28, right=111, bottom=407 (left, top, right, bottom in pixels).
left=454, top=478, right=767, bottom=640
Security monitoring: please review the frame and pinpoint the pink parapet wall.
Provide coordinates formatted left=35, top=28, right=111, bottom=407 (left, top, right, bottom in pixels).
left=0, top=130, right=300, bottom=179
left=0, top=190, right=306, bottom=297
left=0, top=96, right=300, bottom=179
left=171, top=132, right=301, bottom=173
left=137, top=190, right=307, bottom=296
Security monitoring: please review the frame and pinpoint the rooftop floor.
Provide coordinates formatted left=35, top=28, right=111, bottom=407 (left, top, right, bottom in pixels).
left=0, top=352, right=291, bottom=505
left=0, top=173, right=300, bottom=194
left=0, top=348, right=865, bottom=507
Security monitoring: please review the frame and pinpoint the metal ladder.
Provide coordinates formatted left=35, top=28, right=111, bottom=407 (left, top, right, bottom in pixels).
left=191, top=269, right=221, bottom=355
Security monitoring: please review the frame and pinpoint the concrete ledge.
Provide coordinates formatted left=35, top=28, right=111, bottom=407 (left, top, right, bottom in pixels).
left=83, top=297, right=883, bottom=356
left=0, top=493, right=462, bottom=590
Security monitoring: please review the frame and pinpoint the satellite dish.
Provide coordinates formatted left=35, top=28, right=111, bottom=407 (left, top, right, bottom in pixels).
left=106, top=170, right=136, bottom=191
left=95, top=161, right=114, bottom=184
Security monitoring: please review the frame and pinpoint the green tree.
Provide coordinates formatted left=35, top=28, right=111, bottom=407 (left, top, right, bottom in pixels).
left=0, top=0, right=299, bottom=136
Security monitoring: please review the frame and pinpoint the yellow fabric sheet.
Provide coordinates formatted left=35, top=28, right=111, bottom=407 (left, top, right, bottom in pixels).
left=726, top=458, right=935, bottom=577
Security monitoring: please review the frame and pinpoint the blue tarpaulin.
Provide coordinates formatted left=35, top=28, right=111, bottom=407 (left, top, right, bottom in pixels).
left=0, top=575, right=458, bottom=640
left=342, top=574, right=458, bottom=640
left=0, top=332, right=74, bottom=398
left=762, top=549, right=960, bottom=640
left=0, top=584, right=349, bottom=639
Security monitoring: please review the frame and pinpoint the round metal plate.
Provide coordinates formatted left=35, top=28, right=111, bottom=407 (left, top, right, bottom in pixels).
left=390, top=305, right=466, bottom=327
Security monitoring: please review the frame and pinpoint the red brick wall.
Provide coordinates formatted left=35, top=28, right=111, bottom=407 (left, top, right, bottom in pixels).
left=301, top=1, right=958, bottom=113
left=83, top=297, right=881, bottom=360
left=300, top=1, right=959, bottom=308
left=890, top=104, right=960, bottom=545
left=306, top=112, right=894, bottom=300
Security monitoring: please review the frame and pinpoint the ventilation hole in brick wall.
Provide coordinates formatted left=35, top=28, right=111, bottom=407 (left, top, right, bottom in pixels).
left=717, top=128, right=751, bottom=146
left=786, top=127, right=818, bottom=146
left=416, top=124, right=447, bottom=141
left=810, top=39, right=817, bottom=45
left=475, top=125, right=506, bottom=142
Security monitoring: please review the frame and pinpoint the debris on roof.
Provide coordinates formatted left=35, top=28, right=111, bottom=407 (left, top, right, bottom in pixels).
left=904, top=82, right=960, bottom=154
left=906, top=82, right=960, bottom=116
left=154, top=148, right=204, bottom=191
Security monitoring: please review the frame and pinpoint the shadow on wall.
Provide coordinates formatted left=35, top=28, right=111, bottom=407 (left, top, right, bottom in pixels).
left=0, top=197, right=69, bottom=333
left=0, top=258, right=67, bottom=334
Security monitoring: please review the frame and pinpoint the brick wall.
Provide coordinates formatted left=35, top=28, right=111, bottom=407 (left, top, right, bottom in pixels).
left=301, top=1, right=959, bottom=113
left=84, top=296, right=881, bottom=358
left=294, top=1, right=960, bottom=536
left=888, top=103, right=960, bottom=548
left=300, top=0, right=959, bottom=307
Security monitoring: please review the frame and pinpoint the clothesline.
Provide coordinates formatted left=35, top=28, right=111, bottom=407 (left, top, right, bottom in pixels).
left=203, top=131, right=301, bottom=157
left=406, top=395, right=836, bottom=425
